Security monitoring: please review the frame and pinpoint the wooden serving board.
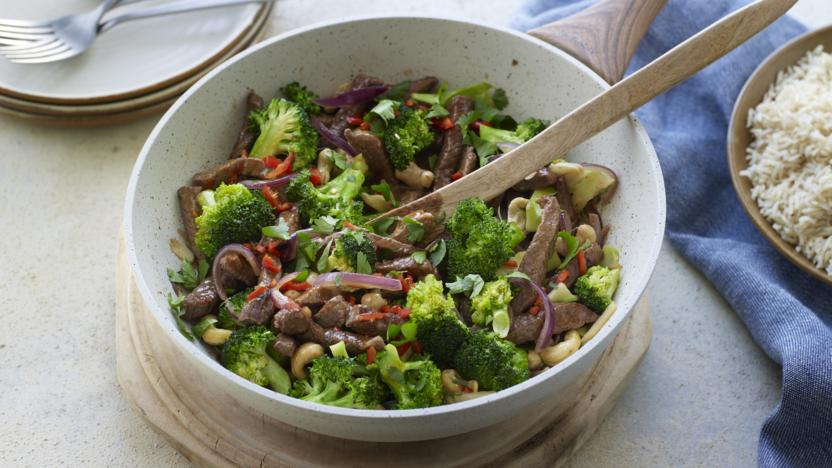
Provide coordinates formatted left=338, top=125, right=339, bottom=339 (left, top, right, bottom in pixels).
left=115, top=239, right=652, bottom=467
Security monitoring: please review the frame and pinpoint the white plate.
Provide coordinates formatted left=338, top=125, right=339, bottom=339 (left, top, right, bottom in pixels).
left=0, top=0, right=263, bottom=104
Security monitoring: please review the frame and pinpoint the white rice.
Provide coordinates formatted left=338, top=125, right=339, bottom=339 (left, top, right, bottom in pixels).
left=742, top=45, right=832, bottom=275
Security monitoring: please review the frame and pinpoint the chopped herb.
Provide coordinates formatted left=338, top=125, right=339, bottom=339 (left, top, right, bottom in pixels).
left=387, top=321, right=418, bottom=346
left=506, top=271, right=531, bottom=281
left=411, top=251, right=427, bottom=264
left=456, top=110, right=479, bottom=141
left=370, top=216, right=397, bottom=235
left=294, top=270, right=309, bottom=283
left=428, top=239, right=447, bottom=266
left=356, top=251, right=373, bottom=274
left=403, top=216, right=425, bottom=243
left=262, top=217, right=291, bottom=240
left=410, top=92, right=439, bottom=105
left=368, top=99, right=398, bottom=124
left=469, top=132, right=499, bottom=167
left=312, top=215, right=339, bottom=235
left=381, top=80, right=411, bottom=101
left=167, top=258, right=209, bottom=291
left=425, top=103, right=450, bottom=120
left=446, top=274, right=485, bottom=299
left=370, top=181, right=397, bottom=207
left=556, top=231, right=590, bottom=270
left=316, top=239, right=333, bottom=272
left=331, top=151, right=348, bottom=170
left=167, top=293, right=194, bottom=341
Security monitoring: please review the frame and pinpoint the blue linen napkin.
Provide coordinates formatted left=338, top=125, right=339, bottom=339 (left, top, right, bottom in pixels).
left=513, top=1, right=832, bottom=466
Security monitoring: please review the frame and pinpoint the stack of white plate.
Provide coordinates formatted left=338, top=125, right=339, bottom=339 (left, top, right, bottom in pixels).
left=0, top=0, right=272, bottom=126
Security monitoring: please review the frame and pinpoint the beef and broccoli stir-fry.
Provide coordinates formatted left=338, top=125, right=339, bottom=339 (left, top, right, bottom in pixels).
left=167, top=74, right=622, bottom=409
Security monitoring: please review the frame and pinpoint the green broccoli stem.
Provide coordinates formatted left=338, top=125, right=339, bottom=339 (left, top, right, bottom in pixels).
left=263, top=358, right=291, bottom=394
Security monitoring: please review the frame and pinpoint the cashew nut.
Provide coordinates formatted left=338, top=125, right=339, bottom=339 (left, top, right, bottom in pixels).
left=527, top=350, right=544, bottom=370
left=291, top=342, right=324, bottom=379
left=441, top=369, right=478, bottom=395
left=395, top=162, right=434, bottom=188
left=202, top=327, right=232, bottom=346
left=300, top=306, right=313, bottom=319
left=548, top=161, right=584, bottom=186
left=360, top=192, right=392, bottom=213
left=581, top=302, right=617, bottom=345
left=169, top=238, right=194, bottom=263
left=575, top=224, right=597, bottom=245
left=360, top=291, right=387, bottom=310
left=317, top=149, right=334, bottom=185
left=507, top=197, right=529, bottom=232
left=540, top=330, right=581, bottom=366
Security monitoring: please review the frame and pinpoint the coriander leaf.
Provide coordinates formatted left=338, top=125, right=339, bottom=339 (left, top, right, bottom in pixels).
left=400, top=322, right=418, bottom=341
left=492, top=88, right=508, bottom=110
left=262, top=217, right=291, bottom=240
left=369, top=216, right=397, bottom=235
left=469, top=132, right=499, bottom=167
left=294, top=270, right=310, bottom=283
left=411, top=92, right=439, bottom=105
left=331, top=151, right=348, bottom=170
left=387, top=323, right=401, bottom=342
left=368, top=99, right=398, bottom=124
left=446, top=274, right=485, bottom=299
left=197, top=259, right=209, bottom=283
left=428, top=239, right=447, bottom=266
left=316, top=239, right=333, bottom=272
left=441, top=82, right=492, bottom=106
left=312, top=215, right=339, bottom=235
left=557, top=232, right=590, bottom=270
left=457, top=110, right=481, bottom=142
left=403, top=216, right=425, bottom=243
left=425, top=103, right=450, bottom=120
left=167, top=259, right=200, bottom=291
left=506, top=271, right=531, bottom=281
left=168, top=293, right=194, bottom=341
left=490, top=114, right=518, bottom=130
left=356, top=251, right=373, bottom=274
left=370, top=182, right=397, bottom=207
left=411, top=251, right=427, bottom=264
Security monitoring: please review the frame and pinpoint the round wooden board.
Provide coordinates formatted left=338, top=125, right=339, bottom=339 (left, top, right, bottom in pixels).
left=115, top=239, right=652, bottom=467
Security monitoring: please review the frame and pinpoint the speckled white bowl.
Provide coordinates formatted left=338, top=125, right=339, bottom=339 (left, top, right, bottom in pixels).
left=124, top=15, right=665, bottom=442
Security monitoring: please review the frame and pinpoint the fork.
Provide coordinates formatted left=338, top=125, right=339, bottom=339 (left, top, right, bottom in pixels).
left=0, top=0, right=269, bottom=64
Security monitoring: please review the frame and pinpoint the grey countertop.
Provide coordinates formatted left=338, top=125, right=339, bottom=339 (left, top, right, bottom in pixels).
left=0, top=1, right=826, bottom=466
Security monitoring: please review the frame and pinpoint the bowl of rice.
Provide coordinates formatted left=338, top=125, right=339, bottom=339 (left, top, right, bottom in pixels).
left=728, top=26, right=832, bottom=285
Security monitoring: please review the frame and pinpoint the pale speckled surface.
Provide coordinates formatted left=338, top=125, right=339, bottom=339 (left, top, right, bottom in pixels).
left=0, top=0, right=826, bottom=466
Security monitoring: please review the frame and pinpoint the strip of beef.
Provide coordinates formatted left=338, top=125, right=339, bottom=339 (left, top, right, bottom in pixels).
left=345, top=305, right=404, bottom=336
left=365, top=232, right=415, bottom=257
left=238, top=291, right=276, bottom=326
left=406, top=76, right=439, bottom=96
left=191, top=157, right=268, bottom=189
left=323, top=329, right=385, bottom=354
left=295, top=284, right=341, bottom=307
left=374, top=256, right=437, bottom=280
left=457, top=146, right=478, bottom=176
left=388, top=210, right=443, bottom=246
left=278, top=206, right=300, bottom=235
left=512, top=168, right=557, bottom=191
left=218, top=253, right=258, bottom=290
left=272, top=307, right=309, bottom=335
left=510, top=196, right=562, bottom=313
left=272, top=333, right=298, bottom=358
left=181, top=278, right=220, bottom=321
left=391, top=184, right=424, bottom=206
left=344, top=129, right=396, bottom=183
left=433, top=96, right=473, bottom=189
left=588, top=212, right=604, bottom=246
left=507, top=302, right=599, bottom=345
left=555, top=176, right=576, bottom=223
left=177, top=186, right=204, bottom=261
left=314, top=296, right=350, bottom=328
left=330, top=74, right=386, bottom=136
left=228, top=90, right=264, bottom=159
left=585, top=242, right=603, bottom=268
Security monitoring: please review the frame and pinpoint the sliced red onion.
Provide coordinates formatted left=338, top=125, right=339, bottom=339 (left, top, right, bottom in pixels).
left=239, top=173, right=298, bottom=190
left=529, top=280, right=555, bottom=352
left=211, top=244, right=261, bottom=301
left=270, top=288, right=300, bottom=311
left=312, top=118, right=357, bottom=156
left=313, top=86, right=390, bottom=107
left=280, top=228, right=319, bottom=261
left=314, top=272, right=402, bottom=291
left=495, top=141, right=519, bottom=153
left=274, top=271, right=300, bottom=291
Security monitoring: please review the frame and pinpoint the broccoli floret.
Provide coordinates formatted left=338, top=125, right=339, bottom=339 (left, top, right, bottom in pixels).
left=328, top=230, right=376, bottom=273
left=249, top=98, right=319, bottom=169
left=446, top=198, right=525, bottom=281
left=478, top=117, right=549, bottom=146
left=221, top=326, right=291, bottom=394
left=373, top=344, right=443, bottom=409
left=289, top=356, right=385, bottom=409
left=194, top=183, right=274, bottom=258
left=281, top=81, right=322, bottom=115
left=405, top=275, right=470, bottom=367
left=383, top=106, right=434, bottom=170
left=574, top=265, right=620, bottom=312
left=471, top=277, right=513, bottom=338
left=454, top=330, right=529, bottom=391
left=286, top=168, right=366, bottom=224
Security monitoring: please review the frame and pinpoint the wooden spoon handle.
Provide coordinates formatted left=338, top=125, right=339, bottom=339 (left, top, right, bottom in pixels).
left=529, top=0, right=667, bottom=84
left=385, top=0, right=797, bottom=219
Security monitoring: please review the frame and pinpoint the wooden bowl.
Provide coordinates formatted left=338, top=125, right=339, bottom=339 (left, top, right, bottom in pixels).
left=727, top=25, right=832, bottom=286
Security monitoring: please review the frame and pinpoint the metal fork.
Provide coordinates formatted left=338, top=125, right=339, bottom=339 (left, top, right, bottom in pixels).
left=1, top=0, right=269, bottom=64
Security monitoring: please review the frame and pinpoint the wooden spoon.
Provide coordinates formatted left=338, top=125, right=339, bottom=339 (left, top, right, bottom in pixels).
left=381, top=0, right=797, bottom=219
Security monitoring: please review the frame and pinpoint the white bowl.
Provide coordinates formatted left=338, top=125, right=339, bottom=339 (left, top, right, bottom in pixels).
left=124, top=15, right=665, bottom=442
